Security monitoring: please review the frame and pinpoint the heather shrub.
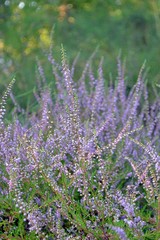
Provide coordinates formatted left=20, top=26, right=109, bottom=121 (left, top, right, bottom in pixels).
left=0, top=49, right=160, bottom=240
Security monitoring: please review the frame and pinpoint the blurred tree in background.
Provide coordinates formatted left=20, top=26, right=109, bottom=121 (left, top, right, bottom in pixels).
left=0, top=0, right=160, bottom=108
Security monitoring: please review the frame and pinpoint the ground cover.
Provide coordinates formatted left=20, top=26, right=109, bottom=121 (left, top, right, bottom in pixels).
left=0, top=49, right=159, bottom=239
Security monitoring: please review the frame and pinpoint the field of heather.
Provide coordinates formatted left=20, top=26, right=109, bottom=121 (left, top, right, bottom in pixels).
left=0, top=1, right=160, bottom=240
left=0, top=48, right=160, bottom=239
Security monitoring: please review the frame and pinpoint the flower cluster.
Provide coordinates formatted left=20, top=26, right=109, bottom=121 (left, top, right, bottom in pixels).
left=0, top=51, right=159, bottom=239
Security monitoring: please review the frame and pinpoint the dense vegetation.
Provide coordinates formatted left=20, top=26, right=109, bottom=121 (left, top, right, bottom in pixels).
left=0, top=0, right=160, bottom=107
left=0, top=49, right=160, bottom=239
left=0, top=1, right=160, bottom=239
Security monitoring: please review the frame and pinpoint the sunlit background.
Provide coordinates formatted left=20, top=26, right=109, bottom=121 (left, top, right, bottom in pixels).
left=0, top=0, right=160, bottom=108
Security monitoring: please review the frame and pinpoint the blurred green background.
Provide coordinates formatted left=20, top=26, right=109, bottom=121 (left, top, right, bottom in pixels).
left=0, top=0, right=160, bottom=108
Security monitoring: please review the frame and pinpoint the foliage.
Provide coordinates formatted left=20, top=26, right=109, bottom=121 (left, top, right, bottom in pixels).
left=0, top=0, right=160, bottom=108
left=0, top=50, right=160, bottom=239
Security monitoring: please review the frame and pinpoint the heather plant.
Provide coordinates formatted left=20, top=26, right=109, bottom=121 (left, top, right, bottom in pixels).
left=0, top=49, right=160, bottom=240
